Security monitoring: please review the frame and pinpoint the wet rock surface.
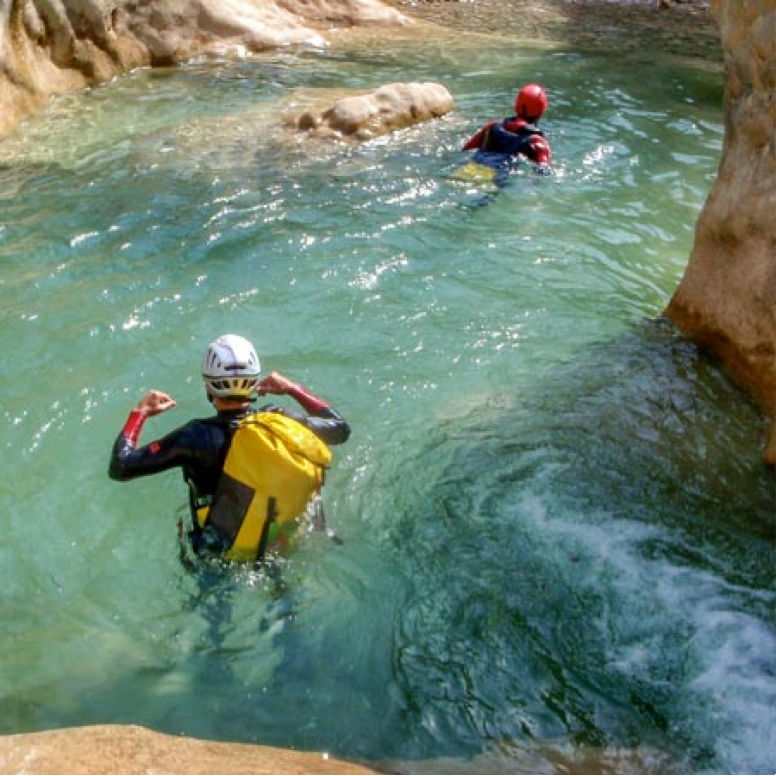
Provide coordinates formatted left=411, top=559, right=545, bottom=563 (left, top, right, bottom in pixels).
left=389, top=0, right=719, bottom=60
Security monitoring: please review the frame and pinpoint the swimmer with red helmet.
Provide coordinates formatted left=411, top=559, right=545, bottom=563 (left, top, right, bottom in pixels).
left=463, top=83, right=552, bottom=176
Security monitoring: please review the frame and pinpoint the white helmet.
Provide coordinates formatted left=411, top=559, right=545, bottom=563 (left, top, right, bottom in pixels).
left=202, top=334, right=261, bottom=399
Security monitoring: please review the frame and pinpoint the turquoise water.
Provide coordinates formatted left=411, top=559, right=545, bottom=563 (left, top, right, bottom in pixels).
left=1, top=21, right=774, bottom=776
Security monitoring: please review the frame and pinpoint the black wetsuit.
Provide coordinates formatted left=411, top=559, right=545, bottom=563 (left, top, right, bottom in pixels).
left=109, top=404, right=349, bottom=502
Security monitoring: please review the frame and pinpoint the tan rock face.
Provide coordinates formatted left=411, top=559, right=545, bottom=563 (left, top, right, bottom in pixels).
left=273, top=0, right=410, bottom=27
left=665, top=0, right=776, bottom=464
left=0, top=0, right=412, bottom=136
left=0, top=724, right=380, bottom=775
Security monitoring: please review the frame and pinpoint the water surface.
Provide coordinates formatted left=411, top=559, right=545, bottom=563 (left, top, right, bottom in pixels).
left=0, top=13, right=773, bottom=776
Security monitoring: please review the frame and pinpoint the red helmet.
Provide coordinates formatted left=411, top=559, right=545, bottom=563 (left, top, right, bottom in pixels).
left=515, top=83, right=548, bottom=121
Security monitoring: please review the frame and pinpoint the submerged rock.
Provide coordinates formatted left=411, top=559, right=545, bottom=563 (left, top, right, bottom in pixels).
left=286, top=81, right=455, bottom=140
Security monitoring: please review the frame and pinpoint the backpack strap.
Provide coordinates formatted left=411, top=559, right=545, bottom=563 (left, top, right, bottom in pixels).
left=255, top=496, right=278, bottom=563
left=183, top=416, right=239, bottom=555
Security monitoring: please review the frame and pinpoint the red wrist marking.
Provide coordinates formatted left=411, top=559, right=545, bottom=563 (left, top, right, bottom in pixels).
left=122, top=409, right=147, bottom=446
left=288, top=384, right=328, bottom=413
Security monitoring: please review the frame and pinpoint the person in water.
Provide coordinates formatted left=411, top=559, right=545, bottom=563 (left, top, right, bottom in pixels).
left=108, top=333, right=350, bottom=559
left=462, top=83, right=552, bottom=176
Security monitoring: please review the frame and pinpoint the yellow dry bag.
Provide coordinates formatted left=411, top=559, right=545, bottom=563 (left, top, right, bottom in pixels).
left=198, top=411, right=332, bottom=562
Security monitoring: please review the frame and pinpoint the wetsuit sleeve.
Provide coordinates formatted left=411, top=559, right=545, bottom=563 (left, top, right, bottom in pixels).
left=263, top=387, right=351, bottom=446
left=287, top=382, right=329, bottom=414
left=108, top=412, right=201, bottom=481
left=288, top=383, right=351, bottom=445
left=528, top=135, right=552, bottom=167
left=307, top=407, right=351, bottom=446
left=462, top=121, right=497, bottom=151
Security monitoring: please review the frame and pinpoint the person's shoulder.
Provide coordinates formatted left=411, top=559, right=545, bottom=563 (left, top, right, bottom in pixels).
left=253, top=402, right=281, bottom=414
left=186, top=414, right=221, bottom=426
left=175, top=415, right=228, bottom=437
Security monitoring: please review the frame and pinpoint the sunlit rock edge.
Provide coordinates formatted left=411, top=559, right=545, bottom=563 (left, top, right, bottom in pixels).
left=0, top=723, right=381, bottom=774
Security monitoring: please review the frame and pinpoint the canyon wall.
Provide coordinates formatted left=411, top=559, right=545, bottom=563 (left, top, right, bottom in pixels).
left=665, top=0, right=776, bottom=464
left=0, top=0, right=409, bottom=137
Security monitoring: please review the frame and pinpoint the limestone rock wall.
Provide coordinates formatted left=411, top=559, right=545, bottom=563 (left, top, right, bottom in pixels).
left=665, top=0, right=776, bottom=463
left=0, top=0, right=410, bottom=137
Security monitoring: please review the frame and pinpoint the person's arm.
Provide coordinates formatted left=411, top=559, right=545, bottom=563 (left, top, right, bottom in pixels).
left=108, top=390, right=182, bottom=481
left=527, top=135, right=552, bottom=173
left=462, top=121, right=497, bottom=151
left=257, top=372, right=351, bottom=446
